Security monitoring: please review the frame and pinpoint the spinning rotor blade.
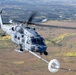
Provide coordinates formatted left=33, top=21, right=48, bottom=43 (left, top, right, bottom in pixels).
left=13, top=11, right=76, bottom=30
left=13, top=19, right=27, bottom=24
left=27, top=12, right=37, bottom=24
left=3, top=23, right=13, bottom=24
left=34, top=23, right=76, bottom=30
left=14, top=12, right=37, bottom=25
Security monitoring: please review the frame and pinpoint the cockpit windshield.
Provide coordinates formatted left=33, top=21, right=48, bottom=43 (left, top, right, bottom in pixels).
left=31, top=37, right=45, bottom=45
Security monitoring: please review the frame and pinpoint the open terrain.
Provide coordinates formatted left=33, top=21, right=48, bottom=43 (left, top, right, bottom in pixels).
left=0, top=20, right=76, bottom=75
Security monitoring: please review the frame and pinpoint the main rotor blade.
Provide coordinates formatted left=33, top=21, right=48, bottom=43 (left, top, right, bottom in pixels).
left=28, top=12, right=37, bottom=23
left=13, top=20, right=27, bottom=24
left=13, top=20, right=23, bottom=23
left=13, top=12, right=37, bottom=25
left=34, top=23, right=76, bottom=30
left=3, top=23, right=13, bottom=24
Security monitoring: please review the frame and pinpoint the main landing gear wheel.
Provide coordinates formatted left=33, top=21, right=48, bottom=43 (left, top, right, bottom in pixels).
left=48, top=59, right=60, bottom=73
left=44, top=51, right=48, bottom=55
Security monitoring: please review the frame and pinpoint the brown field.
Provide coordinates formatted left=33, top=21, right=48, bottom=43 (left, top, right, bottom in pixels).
left=0, top=20, right=76, bottom=75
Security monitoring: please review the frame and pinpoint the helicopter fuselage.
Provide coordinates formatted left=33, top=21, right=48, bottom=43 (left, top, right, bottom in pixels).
left=0, top=11, right=48, bottom=55
left=1, top=22, right=47, bottom=55
left=11, top=26, right=47, bottom=54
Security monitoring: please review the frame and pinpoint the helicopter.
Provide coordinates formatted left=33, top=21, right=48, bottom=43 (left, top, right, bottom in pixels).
left=0, top=11, right=48, bottom=55
left=0, top=11, right=76, bottom=73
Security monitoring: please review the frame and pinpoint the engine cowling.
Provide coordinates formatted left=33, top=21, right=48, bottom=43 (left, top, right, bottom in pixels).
left=15, top=26, right=23, bottom=33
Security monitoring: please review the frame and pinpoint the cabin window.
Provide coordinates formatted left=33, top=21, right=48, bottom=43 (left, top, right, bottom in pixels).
left=12, top=27, right=14, bottom=31
left=15, top=35, right=17, bottom=38
left=22, top=39, right=25, bottom=43
left=27, top=40, right=30, bottom=44
left=22, top=35, right=24, bottom=37
left=18, top=37, right=20, bottom=40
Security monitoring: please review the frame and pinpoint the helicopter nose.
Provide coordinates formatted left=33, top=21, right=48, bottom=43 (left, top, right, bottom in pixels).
left=37, top=46, right=47, bottom=52
left=36, top=46, right=47, bottom=55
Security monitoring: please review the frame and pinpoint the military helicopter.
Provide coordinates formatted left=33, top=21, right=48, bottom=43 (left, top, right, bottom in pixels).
left=0, top=11, right=76, bottom=73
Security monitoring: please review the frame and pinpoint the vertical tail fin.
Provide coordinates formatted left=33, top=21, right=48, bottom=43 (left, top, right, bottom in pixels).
left=0, top=11, right=3, bottom=28
left=0, top=11, right=2, bottom=14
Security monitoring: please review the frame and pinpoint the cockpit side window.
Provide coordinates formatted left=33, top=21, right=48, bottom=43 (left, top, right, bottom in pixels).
left=31, top=39, right=36, bottom=44
left=31, top=37, right=45, bottom=45
left=15, top=35, right=17, bottom=38
left=27, top=40, right=31, bottom=44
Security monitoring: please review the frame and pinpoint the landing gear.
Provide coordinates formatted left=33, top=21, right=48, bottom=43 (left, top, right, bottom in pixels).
left=40, top=52, right=42, bottom=55
left=39, top=51, right=48, bottom=55
left=14, top=44, right=24, bottom=53
left=44, top=51, right=48, bottom=55
left=1, top=32, right=6, bottom=36
left=19, top=44, right=23, bottom=51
